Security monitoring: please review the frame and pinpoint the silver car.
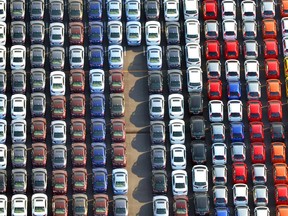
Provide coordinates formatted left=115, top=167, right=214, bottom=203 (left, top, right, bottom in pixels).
left=126, top=21, right=141, bottom=46
left=108, top=45, right=123, bottom=69
left=0, top=70, right=6, bottom=93
left=11, top=119, right=26, bottom=144
left=235, top=206, right=250, bottom=216
left=49, top=0, right=64, bottom=22
left=206, top=60, right=221, bottom=79
left=252, top=164, right=267, bottom=185
left=32, top=168, right=47, bottom=193
left=243, top=40, right=259, bottom=59
left=10, top=0, right=25, bottom=20
left=211, top=123, right=225, bottom=143
left=212, top=143, right=227, bottom=165
left=0, top=119, right=6, bottom=143
left=52, top=145, right=67, bottom=169
left=213, top=165, right=227, bottom=185
left=149, top=94, right=164, bottom=120
left=12, top=168, right=27, bottom=193
left=247, top=80, right=261, bottom=100
left=261, top=0, right=275, bottom=18
left=69, top=45, right=84, bottom=69
left=30, top=45, right=45, bottom=68
left=233, top=183, right=249, bottom=206
left=11, top=70, right=26, bottom=94
left=253, top=185, right=268, bottom=206
left=213, top=186, right=228, bottom=207
left=254, top=207, right=270, bottom=216
left=125, top=0, right=141, bottom=21
left=51, top=120, right=66, bottom=144
left=30, top=0, right=45, bottom=20
left=50, top=47, right=65, bottom=70
left=231, top=142, right=246, bottom=162
left=242, top=20, right=257, bottom=39
left=107, top=0, right=122, bottom=21
left=204, top=20, right=219, bottom=40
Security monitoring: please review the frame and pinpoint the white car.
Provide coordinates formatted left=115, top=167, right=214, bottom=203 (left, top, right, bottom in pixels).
left=0, top=1, right=6, bottom=21
left=212, top=143, right=227, bottom=165
left=213, top=165, right=227, bottom=185
left=11, top=194, right=27, bottom=216
left=0, top=195, right=7, bottom=216
left=0, top=45, right=5, bottom=69
left=0, top=119, right=6, bottom=143
left=170, top=144, right=186, bottom=170
left=126, top=21, right=141, bottom=46
left=107, top=0, right=122, bottom=21
left=11, top=119, right=27, bottom=144
left=169, top=119, right=185, bottom=144
left=31, top=193, right=48, bottom=216
left=153, top=196, right=169, bottom=216
left=244, top=60, right=259, bottom=81
left=253, top=185, right=268, bottom=206
left=283, top=36, right=288, bottom=57
left=145, top=21, right=161, bottom=46
left=164, top=0, right=179, bottom=21
left=0, top=145, right=6, bottom=169
left=185, top=43, right=201, bottom=68
left=0, top=94, right=6, bottom=118
left=172, top=170, right=188, bottom=196
left=204, top=20, right=219, bottom=40
left=208, top=100, right=224, bottom=122
left=149, top=94, right=165, bottom=120
left=11, top=94, right=26, bottom=119
left=233, top=183, right=249, bottom=206
left=147, top=46, right=162, bottom=70
left=89, top=69, right=105, bottom=93
left=112, top=168, right=128, bottom=195
left=221, top=0, right=236, bottom=20
left=0, top=22, right=6, bottom=45
left=192, top=165, right=208, bottom=192
left=282, top=17, right=288, bottom=37
left=10, top=45, right=26, bottom=70
left=222, top=19, right=237, bottom=41
left=183, top=0, right=198, bottom=19
left=184, top=19, right=200, bottom=43
left=168, top=93, right=184, bottom=119
left=49, top=23, right=64, bottom=46
left=242, top=20, right=257, bottom=40
left=227, top=100, right=243, bottom=122
left=125, top=0, right=141, bottom=21
left=108, top=21, right=122, bottom=45
left=243, top=40, right=258, bottom=59
left=108, top=45, right=123, bottom=69
left=241, top=0, right=256, bottom=21
left=254, top=207, right=270, bottom=216
left=261, top=0, right=275, bottom=18
left=50, top=71, right=65, bottom=96
left=51, top=120, right=66, bottom=145
left=69, top=45, right=84, bottom=69
left=187, top=67, right=203, bottom=93
left=225, top=59, right=240, bottom=81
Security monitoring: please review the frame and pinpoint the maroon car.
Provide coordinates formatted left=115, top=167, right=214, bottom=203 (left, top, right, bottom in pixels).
left=71, top=118, right=86, bottom=142
left=52, top=170, right=68, bottom=195
left=69, top=22, right=84, bottom=45
left=31, top=143, right=47, bottom=167
left=71, top=143, right=87, bottom=167
left=52, top=195, right=68, bottom=216
left=70, top=93, right=85, bottom=117
left=173, top=196, right=189, bottom=216
left=72, top=168, right=87, bottom=193
left=70, top=69, right=85, bottom=93
left=111, top=119, right=126, bottom=142
left=111, top=143, right=127, bottom=167
left=93, top=194, right=109, bottom=216
left=109, top=70, right=124, bottom=93
left=51, top=96, right=66, bottom=120
left=31, top=117, right=47, bottom=142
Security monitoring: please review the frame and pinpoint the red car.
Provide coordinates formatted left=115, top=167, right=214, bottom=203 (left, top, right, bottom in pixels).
left=70, top=69, right=85, bottom=93
left=205, top=40, right=220, bottom=60
left=109, top=70, right=124, bottom=93
left=173, top=196, right=189, bottom=216
left=31, top=143, right=47, bottom=167
left=267, top=79, right=282, bottom=100
left=275, top=184, right=288, bottom=205
left=52, top=170, right=68, bottom=195
left=268, top=100, right=283, bottom=122
left=203, top=0, right=218, bottom=20
left=52, top=195, right=68, bottom=216
left=69, top=22, right=84, bottom=45
left=31, top=117, right=47, bottom=142
left=251, top=142, right=266, bottom=164
left=51, top=96, right=66, bottom=120
left=224, top=40, right=239, bottom=60
left=71, top=143, right=87, bottom=167
left=72, top=168, right=87, bottom=193
left=111, top=143, right=127, bottom=168
left=247, top=100, right=262, bottom=122
left=249, top=122, right=264, bottom=142
left=93, top=194, right=109, bottom=216
left=263, top=39, right=278, bottom=59
left=207, top=79, right=222, bottom=100
left=232, top=162, right=248, bottom=184
left=271, top=142, right=286, bottom=163
left=111, top=119, right=126, bottom=142
left=70, top=118, right=86, bottom=142
left=274, top=163, right=288, bottom=184
left=70, top=93, right=85, bottom=117
left=265, top=59, right=280, bottom=79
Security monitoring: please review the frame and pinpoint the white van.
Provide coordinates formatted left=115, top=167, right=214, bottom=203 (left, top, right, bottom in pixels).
left=187, top=67, right=202, bottom=93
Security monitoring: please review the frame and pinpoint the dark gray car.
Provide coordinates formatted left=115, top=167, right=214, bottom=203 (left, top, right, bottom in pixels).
left=0, top=170, right=6, bottom=193
left=11, top=70, right=26, bottom=93
left=11, top=144, right=27, bottom=168
left=152, top=170, right=168, bottom=194
left=110, top=93, right=125, bottom=118
left=30, top=21, right=45, bottom=44
left=167, top=69, right=182, bottom=93
left=73, top=194, right=88, bottom=216
left=148, top=71, right=163, bottom=94
left=113, top=195, right=128, bottom=216
left=50, top=0, right=64, bottom=22
left=166, top=45, right=181, bottom=69
left=10, top=0, right=25, bottom=21
left=271, top=122, right=285, bottom=141
left=190, top=116, right=205, bottom=140
left=144, top=0, right=160, bottom=20
left=151, top=145, right=166, bottom=169
left=30, top=68, right=45, bottom=92
left=0, top=70, right=6, bottom=93
left=12, top=168, right=27, bottom=193
left=165, top=22, right=180, bottom=45
left=50, top=47, right=65, bottom=70
left=10, top=21, right=26, bottom=44
left=30, top=0, right=44, bottom=20
left=188, top=93, right=203, bottom=114
left=30, top=45, right=45, bottom=68
left=191, top=141, right=207, bottom=164
left=30, top=93, right=46, bottom=117
left=194, top=193, right=210, bottom=216
left=32, top=168, right=47, bottom=193
left=150, top=121, right=165, bottom=144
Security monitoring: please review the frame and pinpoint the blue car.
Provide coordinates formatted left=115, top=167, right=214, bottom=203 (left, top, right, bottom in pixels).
left=91, top=142, right=106, bottom=167
left=215, top=207, right=230, bottom=216
left=89, top=45, right=104, bottom=69
left=230, top=122, right=244, bottom=142
left=227, top=81, right=241, bottom=100
left=91, top=119, right=106, bottom=142
left=89, top=21, right=103, bottom=44
left=92, top=168, right=108, bottom=193
left=88, top=0, right=102, bottom=21
left=90, top=94, right=105, bottom=117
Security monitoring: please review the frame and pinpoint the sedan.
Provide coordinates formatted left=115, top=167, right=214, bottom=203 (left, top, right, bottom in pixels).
left=107, top=0, right=122, bottom=20
left=169, top=119, right=185, bottom=144
left=111, top=119, right=126, bottom=142
left=52, top=170, right=67, bottom=195
left=153, top=196, right=169, bottom=216
left=50, top=71, right=65, bottom=96
left=51, top=120, right=66, bottom=144
left=148, top=71, right=163, bottom=94
left=89, top=21, right=103, bottom=44
left=70, top=69, right=85, bottom=93
left=89, top=69, right=105, bottom=93
left=69, top=45, right=84, bottom=69
left=70, top=118, right=86, bottom=142
left=11, top=195, right=27, bottom=216
left=51, top=96, right=66, bottom=119
left=166, top=45, right=182, bottom=69
left=110, top=93, right=125, bottom=117
left=145, top=21, right=161, bottom=46
left=126, top=21, right=141, bottom=46
left=70, top=93, right=85, bottom=117
left=107, top=21, right=122, bottom=45
left=125, top=0, right=141, bottom=21
left=93, top=194, right=108, bottom=216
left=30, top=69, right=45, bottom=92
left=150, top=121, right=165, bottom=144
left=10, top=45, right=26, bottom=69
left=72, top=194, right=88, bottom=216
left=52, top=145, right=67, bottom=169
left=11, top=70, right=26, bottom=94
left=109, top=70, right=124, bottom=93
left=88, top=0, right=102, bottom=21
left=32, top=143, right=47, bottom=167
left=10, top=0, right=25, bottom=20
left=91, top=142, right=106, bottom=167
left=113, top=195, right=128, bottom=216
left=71, top=143, right=87, bottom=167
left=91, top=119, right=106, bottom=142
left=108, top=45, right=123, bottom=69
left=151, top=145, right=166, bottom=169
left=50, top=47, right=65, bottom=70
left=52, top=195, right=68, bottom=216
left=168, top=94, right=184, bottom=119
left=11, top=119, right=27, bottom=144
left=170, top=144, right=186, bottom=170
left=49, top=23, right=64, bottom=46
left=72, top=168, right=87, bottom=193
left=31, top=117, right=47, bottom=142
left=12, top=168, right=27, bottom=193
left=172, top=170, right=188, bottom=196
left=68, top=0, right=83, bottom=21
left=164, top=0, right=179, bottom=21
left=89, top=45, right=104, bottom=69
left=90, top=94, right=105, bottom=118
left=111, top=143, right=127, bottom=168
left=49, top=0, right=64, bottom=22
left=30, top=0, right=44, bottom=20
left=112, top=168, right=128, bottom=195
left=32, top=168, right=47, bottom=193
left=147, top=46, right=162, bottom=70
left=92, top=168, right=108, bottom=193
left=69, top=22, right=84, bottom=45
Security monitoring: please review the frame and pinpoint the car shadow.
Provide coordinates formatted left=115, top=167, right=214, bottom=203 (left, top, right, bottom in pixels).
left=132, top=177, right=153, bottom=203
left=136, top=202, right=153, bottom=216
left=130, top=101, right=150, bottom=129
left=129, top=76, right=148, bottom=103
left=127, top=52, right=147, bottom=77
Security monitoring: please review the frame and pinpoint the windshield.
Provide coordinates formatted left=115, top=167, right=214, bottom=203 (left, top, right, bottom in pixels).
left=129, top=32, right=138, bottom=38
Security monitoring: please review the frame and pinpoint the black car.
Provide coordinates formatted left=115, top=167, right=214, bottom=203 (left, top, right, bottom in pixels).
left=144, top=0, right=160, bottom=20
left=191, top=141, right=207, bottom=164
left=166, top=45, right=182, bottom=69
left=271, top=122, right=285, bottom=141
left=165, top=22, right=180, bottom=45
left=11, top=70, right=26, bottom=93
left=194, top=193, right=210, bottom=216
left=168, top=69, right=182, bottom=93
left=148, top=71, right=163, bottom=94
left=30, top=21, right=45, bottom=44
left=0, top=70, right=6, bottom=93
left=188, top=93, right=203, bottom=114
left=30, top=0, right=45, bottom=20
left=152, top=170, right=167, bottom=194
left=49, top=0, right=64, bottom=22
left=190, top=116, right=205, bottom=140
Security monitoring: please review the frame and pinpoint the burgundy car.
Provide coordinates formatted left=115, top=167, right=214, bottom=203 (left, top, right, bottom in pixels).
left=111, top=119, right=126, bottom=142
left=31, top=143, right=47, bottom=167
left=111, top=143, right=127, bottom=167
left=173, top=196, right=189, bottom=216
left=31, top=117, right=47, bottom=142
left=52, top=195, right=68, bottom=216
left=72, top=168, right=87, bottom=193
left=70, top=118, right=86, bottom=142
left=70, top=69, right=85, bottom=93
left=93, top=194, right=109, bottom=216
left=70, top=93, right=85, bottom=117
left=51, top=96, right=66, bottom=120
left=71, top=143, right=87, bottom=167
left=52, top=170, right=68, bottom=195
left=109, top=70, right=124, bottom=93
left=69, top=22, right=84, bottom=45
